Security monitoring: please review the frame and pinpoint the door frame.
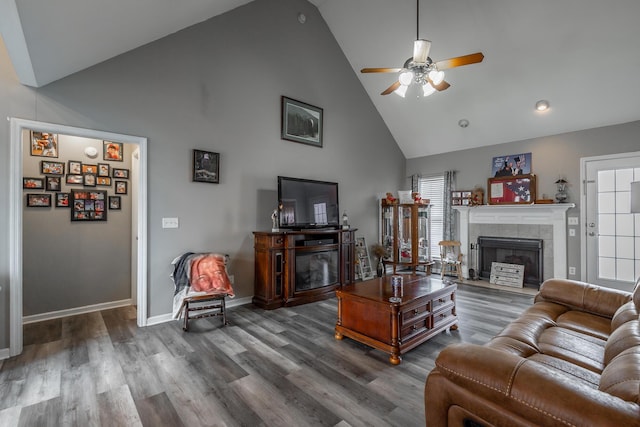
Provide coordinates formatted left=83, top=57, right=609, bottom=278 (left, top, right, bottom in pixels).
left=9, top=117, right=148, bottom=357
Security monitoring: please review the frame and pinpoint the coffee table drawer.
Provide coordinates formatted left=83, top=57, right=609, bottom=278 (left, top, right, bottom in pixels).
left=401, top=317, right=429, bottom=341
left=433, top=291, right=455, bottom=310
left=433, top=305, right=456, bottom=329
left=401, top=302, right=430, bottom=323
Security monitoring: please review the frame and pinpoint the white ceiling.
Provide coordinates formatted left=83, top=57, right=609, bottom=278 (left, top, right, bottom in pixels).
left=2, top=0, right=640, bottom=158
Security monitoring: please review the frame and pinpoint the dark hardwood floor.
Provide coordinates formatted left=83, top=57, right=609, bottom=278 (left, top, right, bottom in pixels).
left=0, top=283, right=534, bottom=427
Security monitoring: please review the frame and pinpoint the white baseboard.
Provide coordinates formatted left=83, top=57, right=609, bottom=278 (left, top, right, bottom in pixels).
left=145, top=296, right=253, bottom=326
left=0, top=347, right=10, bottom=360
left=22, top=299, right=134, bottom=324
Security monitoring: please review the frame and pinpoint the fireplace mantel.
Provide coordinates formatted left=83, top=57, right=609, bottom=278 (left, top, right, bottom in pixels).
left=453, top=204, right=575, bottom=280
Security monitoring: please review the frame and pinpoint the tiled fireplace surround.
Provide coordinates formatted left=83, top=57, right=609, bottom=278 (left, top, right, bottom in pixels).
left=453, top=204, right=574, bottom=284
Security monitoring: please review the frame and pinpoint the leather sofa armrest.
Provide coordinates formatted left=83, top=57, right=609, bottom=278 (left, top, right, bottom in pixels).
left=535, top=279, right=631, bottom=318
left=426, top=343, right=639, bottom=427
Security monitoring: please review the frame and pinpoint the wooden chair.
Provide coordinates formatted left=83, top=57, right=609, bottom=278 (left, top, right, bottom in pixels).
left=439, top=240, right=463, bottom=281
left=182, top=293, right=228, bottom=331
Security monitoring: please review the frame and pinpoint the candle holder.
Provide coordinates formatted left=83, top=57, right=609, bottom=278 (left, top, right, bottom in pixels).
left=555, top=178, right=568, bottom=203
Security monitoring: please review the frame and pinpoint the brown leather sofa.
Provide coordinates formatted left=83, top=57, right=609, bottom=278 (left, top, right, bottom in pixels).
left=425, top=278, right=640, bottom=426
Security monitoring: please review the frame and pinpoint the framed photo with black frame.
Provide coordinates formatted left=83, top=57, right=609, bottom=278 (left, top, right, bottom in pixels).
left=112, top=168, right=129, bottom=179
left=281, top=96, right=323, bottom=147
left=40, top=160, right=65, bottom=175
left=55, top=192, right=70, bottom=208
left=30, top=132, right=58, bottom=157
left=27, top=193, right=51, bottom=207
left=109, top=196, right=121, bottom=210
left=192, top=149, right=219, bottom=184
left=45, top=176, right=62, bottom=191
left=23, top=177, right=44, bottom=189
left=71, top=190, right=107, bottom=221
left=115, top=180, right=128, bottom=194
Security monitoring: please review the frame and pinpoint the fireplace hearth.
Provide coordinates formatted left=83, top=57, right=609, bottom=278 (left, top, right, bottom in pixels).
left=478, top=236, right=543, bottom=286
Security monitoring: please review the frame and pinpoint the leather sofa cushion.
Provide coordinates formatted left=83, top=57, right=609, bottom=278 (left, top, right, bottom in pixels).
left=604, top=320, right=640, bottom=365
left=538, top=326, right=606, bottom=373
left=537, top=279, right=631, bottom=318
left=600, top=347, right=640, bottom=403
left=528, top=353, right=601, bottom=388
left=555, top=310, right=612, bottom=340
left=612, top=300, right=640, bottom=331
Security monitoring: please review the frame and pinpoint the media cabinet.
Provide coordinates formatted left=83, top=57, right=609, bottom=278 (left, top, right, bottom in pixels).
left=253, top=229, right=356, bottom=309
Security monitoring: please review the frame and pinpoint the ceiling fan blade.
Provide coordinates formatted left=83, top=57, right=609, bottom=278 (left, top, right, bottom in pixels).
left=361, top=67, right=402, bottom=73
left=431, top=79, right=451, bottom=91
left=435, top=52, right=484, bottom=70
left=381, top=81, right=401, bottom=95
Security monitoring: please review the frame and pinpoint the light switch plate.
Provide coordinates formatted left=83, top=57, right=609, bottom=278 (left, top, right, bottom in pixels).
left=568, top=217, right=579, bottom=225
left=162, top=217, right=179, bottom=228
left=569, top=228, right=576, bottom=237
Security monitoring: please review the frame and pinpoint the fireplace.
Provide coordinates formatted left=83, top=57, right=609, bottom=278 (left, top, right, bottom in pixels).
left=295, top=249, right=339, bottom=291
left=477, top=236, right=543, bottom=286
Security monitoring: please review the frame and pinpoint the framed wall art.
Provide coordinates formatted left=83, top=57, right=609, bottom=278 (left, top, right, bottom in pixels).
left=112, top=168, right=129, bottom=179
left=27, top=193, right=51, bottom=207
left=23, top=177, right=44, bottom=189
left=45, top=176, right=62, bottom=191
left=83, top=174, right=96, bottom=187
left=40, top=160, right=65, bottom=175
left=491, top=152, right=531, bottom=177
left=98, top=163, right=110, bottom=177
left=96, top=177, right=112, bottom=186
left=104, top=141, right=123, bottom=161
left=68, top=160, right=82, bottom=175
left=30, top=131, right=58, bottom=157
left=55, top=192, right=70, bottom=208
left=115, top=180, right=128, bottom=194
left=488, top=174, right=536, bottom=205
left=281, top=96, right=323, bottom=147
left=66, top=174, right=84, bottom=185
left=109, top=196, right=121, bottom=210
left=82, top=164, right=97, bottom=175
left=71, top=190, right=107, bottom=221
left=192, top=149, right=219, bottom=184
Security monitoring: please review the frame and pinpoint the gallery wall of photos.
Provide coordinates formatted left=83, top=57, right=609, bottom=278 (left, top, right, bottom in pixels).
left=23, top=131, right=130, bottom=221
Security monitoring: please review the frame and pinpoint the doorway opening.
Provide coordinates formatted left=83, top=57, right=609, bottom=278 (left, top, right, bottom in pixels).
left=9, top=118, right=148, bottom=357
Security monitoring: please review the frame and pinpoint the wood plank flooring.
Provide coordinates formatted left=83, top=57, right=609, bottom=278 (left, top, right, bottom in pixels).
left=0, top=283, right=534, bottom=427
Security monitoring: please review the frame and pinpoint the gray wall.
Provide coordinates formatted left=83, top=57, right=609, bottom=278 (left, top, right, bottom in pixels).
left=0, top=0, right=406, bottom=349
left=21, top=133, right=133, bottom=316
left=406, top=120, right=640, bottom=279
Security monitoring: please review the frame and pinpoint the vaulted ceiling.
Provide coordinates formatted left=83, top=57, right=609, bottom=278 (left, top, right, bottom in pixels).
left=2, top=0, right=640, bottom=158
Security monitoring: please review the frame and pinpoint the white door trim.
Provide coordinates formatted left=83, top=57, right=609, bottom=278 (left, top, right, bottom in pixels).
left=9, top=117, right=148, bottom=357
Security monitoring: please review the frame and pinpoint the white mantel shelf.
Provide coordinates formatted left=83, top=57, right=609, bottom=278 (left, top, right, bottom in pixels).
left=453, top=203, right=575, bottom=280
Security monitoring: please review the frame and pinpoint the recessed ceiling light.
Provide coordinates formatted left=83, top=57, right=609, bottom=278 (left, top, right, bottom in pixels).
left=458, top=119, right=469, bottom=128
left=535, top=100, right=550, bottom=111
left=297, top=13, right=306, bottom=24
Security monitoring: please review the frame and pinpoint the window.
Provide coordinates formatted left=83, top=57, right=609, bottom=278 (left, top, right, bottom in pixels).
left=418, top=175, right=444, bottom=260
left=314, top=202, right=327, bottom=225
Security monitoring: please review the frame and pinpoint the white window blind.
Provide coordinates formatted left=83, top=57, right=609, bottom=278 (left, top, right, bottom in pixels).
left=418, top=175, right=444, bottom=260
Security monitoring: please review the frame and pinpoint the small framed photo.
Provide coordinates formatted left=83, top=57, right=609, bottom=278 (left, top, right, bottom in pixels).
left=27, top=193, right=51, bottom=207
left=66, top=174, right=84, bottom=185
left=98, top=163, right=110, bottom=177
left=82, top=164, right=97, bottom=175
left=40, top=160, right=65, bottom=175
left=96, top=177, right=112, bottom=186
left=488, top=174, right=536, bottom=205
left=115, top=180, right=128, bottom=194
left=281, top=96, right=323, bottom=147
left=71, top=190, right=107, bottom=221
left=192, top=149, right=219, bottom=184
left=104, top=141, right=123, bottom=161
left=68, top=160, right=82, bottom=175
left=45, top=176, right=62, bottom=191
left=112, top=168, right=129, bottom=179
left=109, top=196, right=121, bottom=210
left=55, top=192, right=70, bottom=208
left=30, top=132, right=58, bottom=157
left=23, top=177, right=44, bottom=189
left=83, top=174, right=96, bottom=187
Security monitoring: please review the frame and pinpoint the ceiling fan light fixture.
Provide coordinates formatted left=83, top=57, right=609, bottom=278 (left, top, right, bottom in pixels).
left=422, top=83, right=436, bottom=97
left=413, top=39, right=431, bottom=64
left=398, top=69, right=414, bottom=86
left=394, top=84, right=408, bottom=98
left=428, top=69, right=445, bottom=85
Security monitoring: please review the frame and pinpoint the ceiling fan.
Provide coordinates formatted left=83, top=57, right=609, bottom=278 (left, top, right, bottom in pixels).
left=361, top=0, right=484, bottom=97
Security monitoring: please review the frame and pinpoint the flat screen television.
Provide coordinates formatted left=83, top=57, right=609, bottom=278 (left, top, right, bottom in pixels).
left=278, top=176, right=339, bottom=230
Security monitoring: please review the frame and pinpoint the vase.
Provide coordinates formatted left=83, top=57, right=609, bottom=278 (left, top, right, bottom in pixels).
left=376, top=259, right=385, bottom=277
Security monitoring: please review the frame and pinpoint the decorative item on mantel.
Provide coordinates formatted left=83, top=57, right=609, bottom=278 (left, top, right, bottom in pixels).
left=554, top=178, right=569, bottom=203
left=342, top=211, right=350, bottom=230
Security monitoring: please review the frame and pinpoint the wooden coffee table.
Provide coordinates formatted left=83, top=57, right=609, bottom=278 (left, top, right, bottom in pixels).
left=335, top=275, right=457, bottom=365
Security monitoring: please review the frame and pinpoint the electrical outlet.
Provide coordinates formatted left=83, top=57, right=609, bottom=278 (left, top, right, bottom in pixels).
left=569, top=266, right=576, bottom=275
left=162, top=217, right=179, bottom=228
left=569, top=228, right=576, bottom=237
left=229, top=275, right=234, bottom=284
left=568, top=217, right=579, bottom=226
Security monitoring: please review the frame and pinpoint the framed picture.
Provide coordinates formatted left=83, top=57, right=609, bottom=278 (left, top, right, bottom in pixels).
left=192, top=149, right=219, bottom=184
left=103, top=141, right=123, bottom=161
left=83, top=174, right=96, bottom=187
left=40, top=160, right=65, bottom=175
left=71, top=190, right=107, bottom=221
left=109, top=196, right=121, bottom=210
left=115, top=180, right=128, bottom=194
left=82, top=164, right=97, bottom=175
left=68, top=160, right=82, bottom=175
left=27, top=193, right=51, bottom=207
left=488, top=174, right=536, bottom=205
left=30, top=131, right=58, bottom=157
left=45, top=176, right=62, bottom=191
left=112, top=168, right=129, bottom=179
left=491, top=152, right=532, bottom=177
left=66, top=174, right=84, bottom=185
left=281, top=96, right=323, bottom=147
left=55, top=192, right=70, bottom=208
left=96, top=177, right=112, bottom=186
left=98, top=163, right=110, bottom=177
left=23, top=177, right=44, bottom=189
left=451, top=190, right=473, bottom=206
